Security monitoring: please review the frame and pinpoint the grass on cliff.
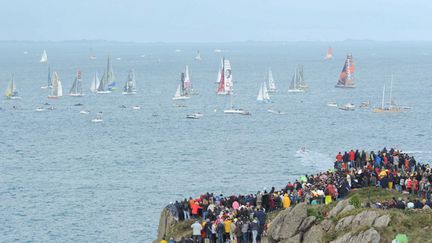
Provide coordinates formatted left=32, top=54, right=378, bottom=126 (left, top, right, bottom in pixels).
left=324, top=187, right=432, bottom=243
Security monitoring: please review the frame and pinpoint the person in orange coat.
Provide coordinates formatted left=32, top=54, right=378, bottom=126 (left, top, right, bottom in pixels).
left=191, top=202, right=202, bottom=219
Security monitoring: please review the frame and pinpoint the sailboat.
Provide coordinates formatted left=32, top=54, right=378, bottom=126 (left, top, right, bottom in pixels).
left=90, top=72, right=100, bottom=93
left=215, top=59, right=223, bottom=83
left=40, top=50, right=48, bottom=63
left=194, top=50, right=202, bottom=60
left=4, top=74, right=21, bottom=100
left=288, top=67, right=305, bottom=93
left=97, top=56, right=115, bottom=94
left=297, top=66, right=308, bottom=90
left=372, top=74, right=401, bottom=113
left=324, top=47, right=333, bottom=60
left=224, top=94, right=250, bottom=115
left=257, top=82, right=271, bottom=103
left=41, top=65, right=52, bottom=89
left=48, top=72, right=63, bottom=99
left=335, top=54, right=355, bottom=88
left=267, top=69, right=277, bottom=93
left=183, top=65, right=198, bottom=95
left=122, top=69, right=137, bottom=95
left=217, top=58, right=233, bottom=95
left=69, top=70, right=84, bottom=97
left=172, top=72, right=190, bottom=100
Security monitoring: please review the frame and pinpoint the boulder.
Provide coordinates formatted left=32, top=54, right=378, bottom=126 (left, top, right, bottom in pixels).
left=340, top=205, right=356, bottom=215
left=329, top=200, right=349, bottom=217
left=303, top=224, right=324, bottom=243
left=331, top=228, right=380, bottom=243
left=335, top=215, right=354, bottom=231
left=268, top=203, right=308, bottom=242
left=351, top=210, right=379, bottom=228
left=154, top=207, right=178, bottom=243
left=298, top=216, right=316, bottom=232
left=423, top=205, right=431, bottom=210
left=373, top=215, right=391, bottom=228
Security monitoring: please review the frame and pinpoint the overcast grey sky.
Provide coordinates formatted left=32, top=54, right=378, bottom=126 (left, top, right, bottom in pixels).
left=2, top=0, right=431, bottom=42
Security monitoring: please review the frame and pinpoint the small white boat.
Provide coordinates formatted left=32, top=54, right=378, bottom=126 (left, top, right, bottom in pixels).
left=214, top=49, right=222, bottom=53
left=267, top=109, right=285, bottom=115
left=116, top=57, right=122, bottom=60
left=4, top=74, right=21, bottom=100
left=194, top=50, right=202, bottom=61
left=223, top=108, right=251, bottom=115
left=92, top=112, right=103, bottom=123
left=41, top=66, right=52, bottom=89
left=35, top=107, right=45, bottom=112
left=186, top=113, right=203, bottom=119
left=80, top=110, right=90, bottom=114
left=173, top=103, right=187, bottom=108
left=339, top=103, right=355, bottom=111
left=47, top=106, right=55, bottom=110
left=327, top=102, right=338, bottom=107
left=122, top=70, right=137, bottom=95
left=132, top=106, right=141, bottom=110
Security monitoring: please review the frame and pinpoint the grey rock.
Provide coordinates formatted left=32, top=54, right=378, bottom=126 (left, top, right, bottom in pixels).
left=268, top=203, right=308, bottom=242
left=331, top=228, right=380, bottom=243
left=329, top=200, right=349, bottom=217
left=373, top=215, right=391, bottom=228
left=320, top=219, right=334, bottom=232
left=351, top=210, right=379, bottom=228
left=298, top=216, right=316, bottom=232
left=154, top=207, right=178, bottom=243
left=423, top=205, right=431, bottom=210
left=340, top=205, right=356, bottom=215
left=335, top=215, right=354, bottom=230
left=303, top=224, right=324, bottom=243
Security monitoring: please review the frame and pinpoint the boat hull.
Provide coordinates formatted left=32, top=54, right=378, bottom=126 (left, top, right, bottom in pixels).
left=372, top=108, right=402, bottom=113
left=122, top=92, right=136, bottom=95
left=288, top=89, right=304, bottom=93
left=97, top=91, right=112, bottom=94
left=335, top=85, right=355, bottom=88
left=172, top=96, right=190, bottom=100
left=47, top=96, right=60, bottom=99
left=224, top=109, right=251, bottom=115
left=69, top=94, right=84, bottom=97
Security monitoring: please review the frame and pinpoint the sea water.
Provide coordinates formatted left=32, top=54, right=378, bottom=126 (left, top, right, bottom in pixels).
left=0, top=41, right=431, bottom=242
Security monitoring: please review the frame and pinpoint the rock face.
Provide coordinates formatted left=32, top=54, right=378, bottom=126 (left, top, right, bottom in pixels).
left=329, top=200, right=349, bottom=217
left=330, top=228, right=380, bottom=243
left=303, top=225, right=324, bottom=243
left=351, top=210, right=379, bottom=228
left=373, top=215, right=391, bottom=228
left=267, top=203, right=310, bottom=243
left=153, top=207, right=177, bottom=243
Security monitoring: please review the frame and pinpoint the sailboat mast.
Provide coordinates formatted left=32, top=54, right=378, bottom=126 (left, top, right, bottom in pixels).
left=389, top=73, right=393, bottom=107
left=381, top=84, right=386, bottom=109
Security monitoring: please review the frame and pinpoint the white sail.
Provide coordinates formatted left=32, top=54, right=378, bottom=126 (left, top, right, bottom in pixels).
left=257, top=83, right=264, bottom=101
left=90, top=72, right=100, bottom=93
left=174, top=84, right=181, bottom=98
left=268, top=69, right=276, bottom=92
left=215, top=60, right=223, bottom=83
left=40, top=50, right=48, bottom=63
left=195, top=51, right=201, bottom=60
left=184, top=65, right=191, bottom=91
left=263, top=82, right=271, bottom=101
left=57, top=80, right=63, bottom=97
left=223, top=59, right=233, bottom=94
left=49, top=72, right=62, bottom=98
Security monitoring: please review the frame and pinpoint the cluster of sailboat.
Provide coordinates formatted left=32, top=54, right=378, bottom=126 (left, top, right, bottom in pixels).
left=3, top=47, right=408, bottom=119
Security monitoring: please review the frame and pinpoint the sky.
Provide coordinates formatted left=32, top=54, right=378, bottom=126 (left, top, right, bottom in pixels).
left=1, top=0, right=432, bottom=42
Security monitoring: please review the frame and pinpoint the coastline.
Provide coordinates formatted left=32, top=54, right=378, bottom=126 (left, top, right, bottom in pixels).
left=155, top=148, right=432, bottom=243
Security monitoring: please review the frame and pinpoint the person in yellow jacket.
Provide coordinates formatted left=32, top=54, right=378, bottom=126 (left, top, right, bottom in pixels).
left=282, top=193, right=291, bottom=209
left=160, top=237, right=168, bottom=243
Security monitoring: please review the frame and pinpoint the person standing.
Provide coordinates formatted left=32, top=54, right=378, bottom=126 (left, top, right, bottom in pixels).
left=251, top=218, right=259, bottom=243
left=191, top=220, right=203, bottom=243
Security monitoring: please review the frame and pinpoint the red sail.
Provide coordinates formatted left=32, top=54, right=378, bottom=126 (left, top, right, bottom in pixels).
left=217, top=65, right=225, bottom=94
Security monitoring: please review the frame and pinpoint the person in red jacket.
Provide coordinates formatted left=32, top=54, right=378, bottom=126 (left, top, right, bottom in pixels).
left=348, top=150, right=355, bottom=169
left=191, top=202, right=202, bottom=219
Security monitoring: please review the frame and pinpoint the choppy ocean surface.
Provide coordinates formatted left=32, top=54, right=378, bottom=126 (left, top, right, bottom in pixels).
left=1, top=41, right=431, bottom=242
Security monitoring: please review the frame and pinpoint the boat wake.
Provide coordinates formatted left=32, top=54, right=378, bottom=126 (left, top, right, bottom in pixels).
left=294, top=149, right=333, bottom=171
